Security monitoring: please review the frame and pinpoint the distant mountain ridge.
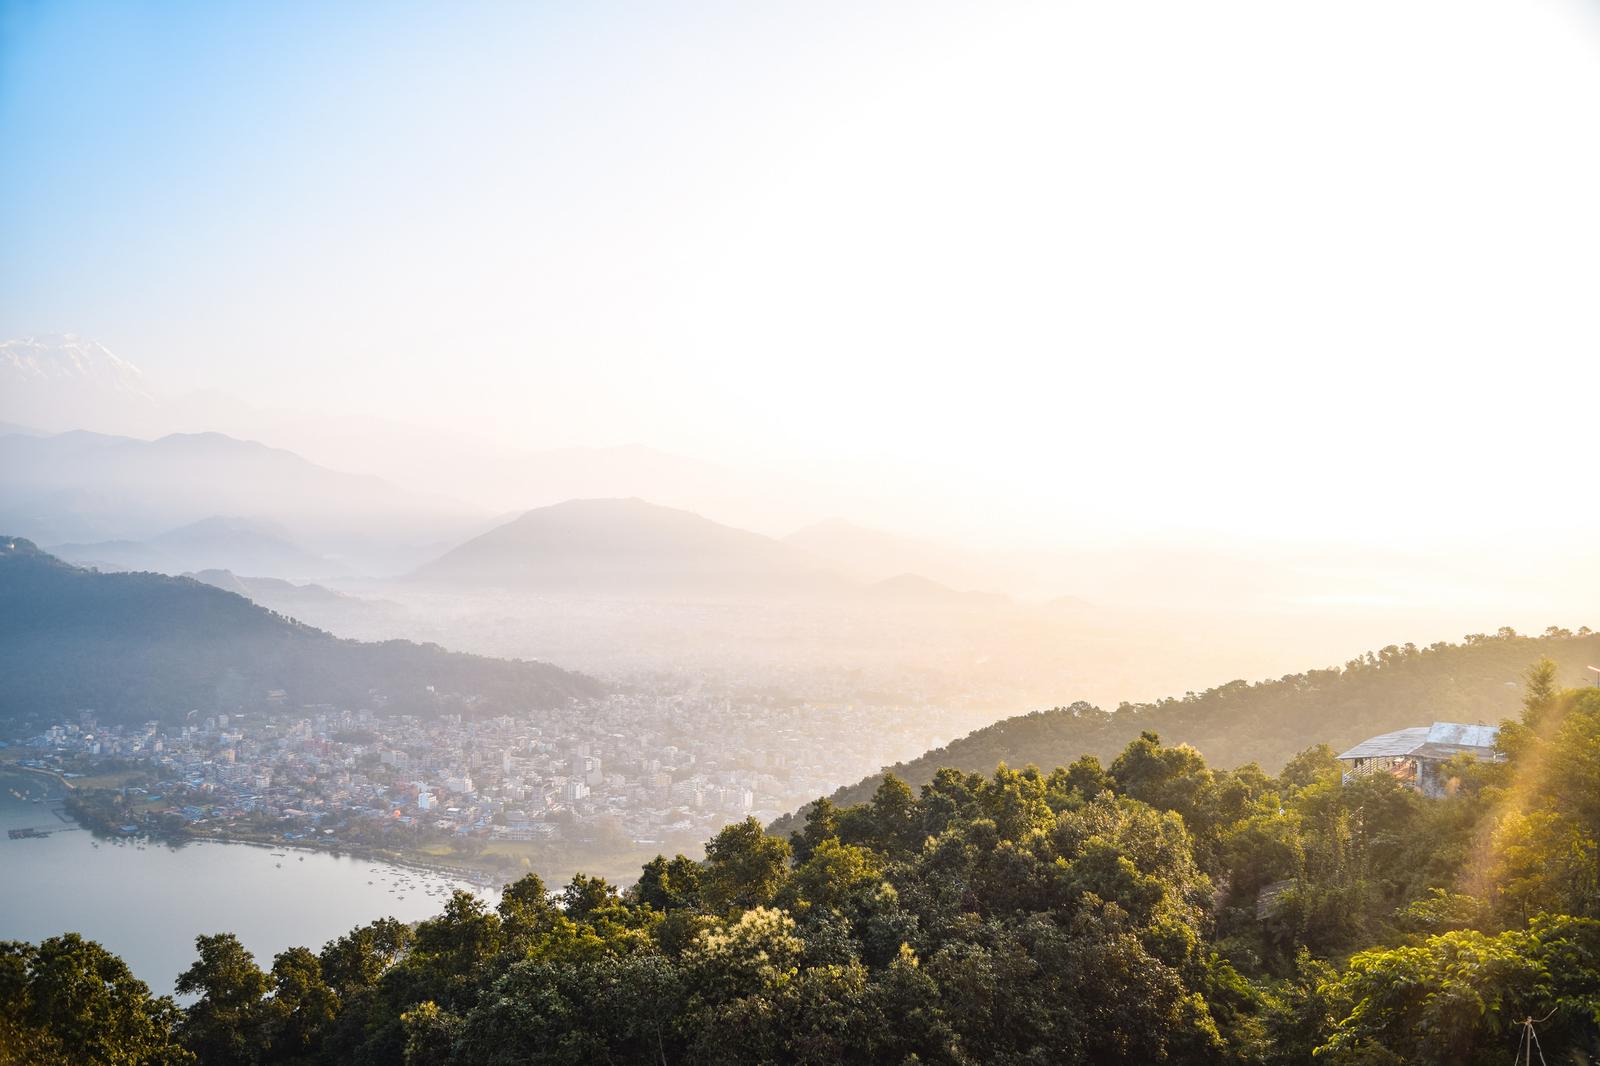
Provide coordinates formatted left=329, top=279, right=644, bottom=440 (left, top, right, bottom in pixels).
left=0, top=335, right=165, bottom=438
left=411, top=497, right=852, bottom=597
left=0, top=335, right=151, bottom=394
left=0, top=336, right=845, bottom=534
left=0, top=538, right=602, bottom=727
left=185, top=568, right=398, bottom=629
left=0, top=429, right=483, bottom=573
left=57, top=516, right=337, bottom=580
left=188, top=568, right=375, bottom=606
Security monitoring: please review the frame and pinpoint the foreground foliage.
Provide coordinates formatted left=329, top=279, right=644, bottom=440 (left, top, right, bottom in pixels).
left=770, top=627, right=1600, bottom=830
left=4, top=666, right=1598, bottom=1064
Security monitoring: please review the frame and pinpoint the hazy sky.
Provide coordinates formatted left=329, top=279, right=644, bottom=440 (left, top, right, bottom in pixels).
left=4, top=0, right=1599, bottom=546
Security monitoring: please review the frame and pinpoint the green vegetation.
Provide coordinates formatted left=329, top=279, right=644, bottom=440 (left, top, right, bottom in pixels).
left=0, top=538, right=602, bottom=727
left=773, top=627, right=1600, bottom=835
left=4, top=663, right=1598, bottom=1063
left=0, top=934, right=188, bottom=1066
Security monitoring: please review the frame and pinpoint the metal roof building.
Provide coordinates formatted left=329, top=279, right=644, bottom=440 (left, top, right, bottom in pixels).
left=1336, top=721, right=1502, bottom=796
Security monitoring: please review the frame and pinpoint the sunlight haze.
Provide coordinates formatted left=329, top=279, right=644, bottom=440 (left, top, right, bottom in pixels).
left=5, top=0, right=1598, bottom=551
left=5, top=6, right=1600, bottom=1058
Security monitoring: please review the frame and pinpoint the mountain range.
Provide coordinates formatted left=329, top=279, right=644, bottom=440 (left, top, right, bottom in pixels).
left=1, top=417, right=1018, bottom=600
left=0, top=336, right=842, bottom=536
left=0, top=335, right=160, bottom=436
left=56, top=516, right=336, bottom=580
left=23, top=334, right=1594, bottom=628
left=186, top=568, right=391, bottom=613
left=0, top=428, right=483, bottom=573
left=407, top=497, right=1014, bottom=604
left=0, top=538, right=602, bottom=726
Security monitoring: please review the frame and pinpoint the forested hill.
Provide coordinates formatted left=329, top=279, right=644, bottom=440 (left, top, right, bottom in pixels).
left=773, top=627, right=1600, bottom=834
left=11, top=677, right=1599, bottom=1063
left=0, top=538, right=603, bottom=728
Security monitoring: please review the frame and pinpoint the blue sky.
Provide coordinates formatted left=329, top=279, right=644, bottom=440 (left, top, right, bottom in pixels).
left=3, top=2, right=616, bottom=343
left=5, top=1, right=1600, bottom=546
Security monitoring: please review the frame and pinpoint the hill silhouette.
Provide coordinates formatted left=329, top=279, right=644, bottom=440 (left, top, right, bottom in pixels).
left=0, top=428, right=479, bottom=574
left=411, top=497, right=850, bottom=597
left=56, top=515, right=336, bottom=579
left=0, top=538, right=602, bottom=727
left=771, top=626, right=1600, bottom=835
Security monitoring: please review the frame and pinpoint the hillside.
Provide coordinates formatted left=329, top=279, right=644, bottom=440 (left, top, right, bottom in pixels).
left=411, top=497, right=850, bottom=597
left=771, top=626, right=1600, bottom=833
left=56, top=515, right=337, bottom=579
left=188, top=568, right=387, bottom=610
left=16, top=681, right=1599, bottom=1063
left=0, top=429, right=480, bottom=570
left=0, top=538, right=603, bottom=728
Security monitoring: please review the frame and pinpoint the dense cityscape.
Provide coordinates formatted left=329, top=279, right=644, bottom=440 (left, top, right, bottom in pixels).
left=8, top=688, right=994, bottom=879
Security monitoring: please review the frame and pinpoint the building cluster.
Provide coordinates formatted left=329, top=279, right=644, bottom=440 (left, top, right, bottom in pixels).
left=20, top=687, right=990, bottom=857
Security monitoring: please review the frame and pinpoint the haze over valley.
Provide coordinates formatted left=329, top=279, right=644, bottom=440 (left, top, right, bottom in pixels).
left=4, top=330, right=1595, bottom=915
left=4, top=335, right=1593, bottom=713
left=4, top=2, right=1599, bottom=1061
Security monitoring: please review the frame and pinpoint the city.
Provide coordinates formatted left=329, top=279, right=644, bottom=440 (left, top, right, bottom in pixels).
left=8, top=687, right=997, bottom=881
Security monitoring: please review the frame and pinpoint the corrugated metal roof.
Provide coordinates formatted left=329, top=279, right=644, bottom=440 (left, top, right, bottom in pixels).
left=1336, top=722, right=1500, bottom=762
left=1336, top=726, right=1429, bottom=761
left=1425, top=722, right=1500, bottom=749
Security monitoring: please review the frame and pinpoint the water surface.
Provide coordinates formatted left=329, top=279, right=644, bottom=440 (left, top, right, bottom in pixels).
left=0, top=769, right=493, bottom=996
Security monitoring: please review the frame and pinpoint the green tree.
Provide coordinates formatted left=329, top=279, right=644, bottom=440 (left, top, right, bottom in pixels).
left=702, top=817, right=791, bottom=912
left=867, top=774, right=919, bottom=853
left=318, top=917, right=411, bottom=996
left=1320, top=917, right=1600, bottom=1066
left=1280, top=743, right=1339, bottom=789
left=1493, top=687, right=1600, bottom=921
left=1109, top=731, right=1221, bottom=862
left=495, top=872, right=559, bottom=950
left=1522, top=656, right=1560, bottom=725
left=1060, top=753, right=1113, bottom=802
left=259, top=946, right=335, bottom=1062
left=175, top=934, right=269, bottom=1066
left=633, top=854, right=703, bottom=912
left=453, top=955, right=685, bottom=1065
left=398, top=1000, right=463, bottom=1066
left=407, top=891, right=504, bottom=1002
left=551, top=875, right=605, bottom=919
left=0, top=934, right=189, bottom=1066
left=780, top=838, right=883, bottom=914
left=788, top=797, right=838, bottom=864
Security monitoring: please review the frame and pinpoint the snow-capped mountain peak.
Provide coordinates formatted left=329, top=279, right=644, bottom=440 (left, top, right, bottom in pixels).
left=0, top=334, right=153, bottom=399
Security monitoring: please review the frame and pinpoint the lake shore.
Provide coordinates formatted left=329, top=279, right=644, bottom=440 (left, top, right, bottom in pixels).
left=3, top=756, right=656, bottom=886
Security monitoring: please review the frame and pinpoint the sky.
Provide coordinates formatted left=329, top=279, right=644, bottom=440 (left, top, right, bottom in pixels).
left=4, top=0, right=1600, bottom=549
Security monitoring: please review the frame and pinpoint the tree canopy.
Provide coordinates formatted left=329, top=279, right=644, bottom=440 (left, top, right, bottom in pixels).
left=5, top=663, right=1599, bottom=1064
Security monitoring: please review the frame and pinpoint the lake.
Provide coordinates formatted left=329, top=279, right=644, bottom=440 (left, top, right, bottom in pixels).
left=0, top=769, right=495, bottom=997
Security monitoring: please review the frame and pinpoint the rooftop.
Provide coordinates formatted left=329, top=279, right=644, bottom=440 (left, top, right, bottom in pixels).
left=1336, top=721, right=1500, bottom=762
